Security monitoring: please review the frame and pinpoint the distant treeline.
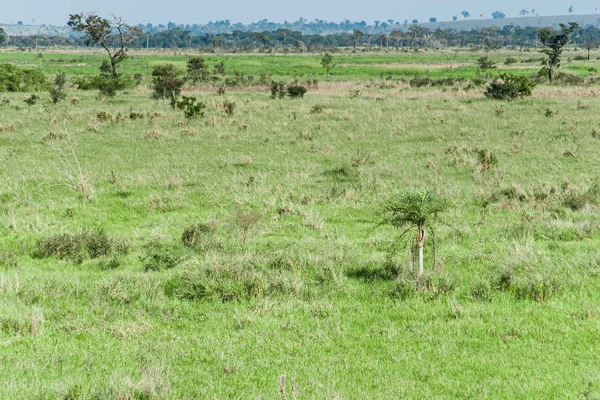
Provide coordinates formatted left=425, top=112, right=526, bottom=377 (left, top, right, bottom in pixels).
left=6, top=24, right=600, bottom=51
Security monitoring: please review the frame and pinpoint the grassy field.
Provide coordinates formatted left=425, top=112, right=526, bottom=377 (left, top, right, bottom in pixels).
left=1, top=51, right=600, bottom=398
left=1, top=48, right=600, bottom=81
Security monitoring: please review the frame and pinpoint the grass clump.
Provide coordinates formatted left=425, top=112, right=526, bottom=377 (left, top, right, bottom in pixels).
left=35, top=228, right=128, bottom=264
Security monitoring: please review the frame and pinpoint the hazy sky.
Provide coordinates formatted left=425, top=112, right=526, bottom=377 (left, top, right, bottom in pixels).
left=3, top=0, right=599, bottom=26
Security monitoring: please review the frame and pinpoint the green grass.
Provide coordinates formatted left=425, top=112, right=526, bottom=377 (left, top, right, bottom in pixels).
left=1, top=50, right=600, bottom=398
left=1, top=48, right=599, bottom=81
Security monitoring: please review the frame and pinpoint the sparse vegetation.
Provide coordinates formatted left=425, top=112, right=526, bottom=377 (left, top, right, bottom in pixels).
left=0, top=44, right=599, bottom=399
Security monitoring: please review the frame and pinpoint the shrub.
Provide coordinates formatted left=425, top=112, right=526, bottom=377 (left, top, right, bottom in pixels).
left=287, top=85, right=307, bottom=98
left=484, top=73, right=536, bottom=100
left=504, top=57, right=518, bottom=65
left=97, top=111, right=113, bottom=122
left=223, top=99, right=236, bottom=115
left=476, top=149, right=498, bottom=171
left=186, top=57, right=210, bottom=84
left=151, top=64, right=184, bottom=104
left=477, top=56, right=496, bottom=69
left=0, top=63, right=48, bottom=92
left=23, top=94, right=39, bottom=106
left=175, top=96, right=205, bottom=120
left=270, top=81, right=286, bottom=99
left=49, top=88, right=67, bottom=104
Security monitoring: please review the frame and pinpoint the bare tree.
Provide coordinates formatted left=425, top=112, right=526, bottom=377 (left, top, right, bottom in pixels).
left=68, top=13, right=141, bottom=79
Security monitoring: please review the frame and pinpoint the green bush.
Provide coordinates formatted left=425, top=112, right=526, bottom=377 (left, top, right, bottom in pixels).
left=175, top=96, right=205, bottom=120
left=287, top=85, right=307, bottom=98
left=0, top=63, right=48, bottom=92
left=270, top=81, right=286, bottom=99
left=484, top=73, right=536, bottom=100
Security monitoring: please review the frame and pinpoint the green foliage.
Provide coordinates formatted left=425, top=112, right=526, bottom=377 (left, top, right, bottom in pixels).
left=504, top=57, right=518, bottom=65
left=34, top=229, right=128, bottom=264
left=0, top=28, right=7, bottom=46
left=484, top=73, right=536, bottom=100
left=141, top=242, right=185, bottom=271
left=287, top=84, right=307, bottom=98
left=175, top=96, right=205, bottom=119
left=477, top=56, right=496, bottom=69
left=0, top=64, right=48, bottom=92
left=223, top=99, right=236, bottom=115
left=320, top=53, right=335, bottom=75
left=382, top=190, right=449, bottom=230
left=151, top=64, right=184, bottom=102
left=537, top=22, right=579, bottom=82
left=49, top=71, right=67, bottom=104
left=270, top=81, right=286, bottom=99
left=186, top=57, right=210, bottom=83
left=23, top=94, right=39, bottom=106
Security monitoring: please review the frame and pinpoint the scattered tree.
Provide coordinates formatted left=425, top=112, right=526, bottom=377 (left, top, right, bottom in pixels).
left=0, top=28, right=7, bottom=46
left=320, top=52, right=335, bottom=75
left=452, top=15, right=458, bottom=22
left=151, top=64, right=184, bottom=107
left=429, top=18, right=437, bottom=23
left=537, top=22, right=579, bottom=83
left=568, top=6, right=574, bottom=14
left=49, top=72, right=67, bottom=104
left=67, top=13, right=141, bottom=79
left=382, top=191, right=449, bottom=278
left=461, top=11, right=470, bottom=21
left=186, top=57, right=209, bottom=84
left=492, top=11, right=506, bottom=19
left=519, top=9, right=530, bottom=16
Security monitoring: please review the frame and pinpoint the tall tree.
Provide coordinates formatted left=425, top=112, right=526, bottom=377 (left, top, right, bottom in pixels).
left=0, top=28, right=7, bottom=46
left=537, top=22, right=579, bottom=83
left=352, top=29, right=363, bottom=51
left=461, top=11, right=470, bottom=21
left=67, top=13, right=141, bottom=78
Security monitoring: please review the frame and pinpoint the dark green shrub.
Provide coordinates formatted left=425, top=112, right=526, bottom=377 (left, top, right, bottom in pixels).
left=186, top=57, right=209, bottom=83
left=175, top=96, right=205, bottom=120
left=269, top=81, right=286, bottom=99
left=477, top=56, right=496, bottom=69
left=223, top=99, right=236, bottom=115
left=151, top=64, right=184, bottom=104
left=97, top=111, right=113, bottom=122
left=504, top=57, right=518, bottom=65
left=23, top=94, right=39, bottom=106
left=49, top=88, right=66, bottom=104
left=484, top=73, right=536, bottom=100
left=287, top=85, right=307, bottom=98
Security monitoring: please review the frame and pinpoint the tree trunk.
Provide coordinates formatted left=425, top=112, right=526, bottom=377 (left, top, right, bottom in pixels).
left=110, top=57, right=118, bottom=79
left=548, top=67, right=553, bottom=84
left=417, top=226, right=425, bottom=278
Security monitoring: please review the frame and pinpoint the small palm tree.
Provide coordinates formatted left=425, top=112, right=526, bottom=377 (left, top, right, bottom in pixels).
left=382, top=190, right=449, bottom=278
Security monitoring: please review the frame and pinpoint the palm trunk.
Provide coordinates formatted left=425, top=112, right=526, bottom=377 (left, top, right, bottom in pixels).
left=417, top=226, right=425, bottom=278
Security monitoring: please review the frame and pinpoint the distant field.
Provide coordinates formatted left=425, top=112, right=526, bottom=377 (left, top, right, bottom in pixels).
left=0, top=48, right=599, bottom=82
left=1, top=49, right=600, bottom=398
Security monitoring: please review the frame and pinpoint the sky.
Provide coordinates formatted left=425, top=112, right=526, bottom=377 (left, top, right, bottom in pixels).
left=2, top=0, right=599, bottom=26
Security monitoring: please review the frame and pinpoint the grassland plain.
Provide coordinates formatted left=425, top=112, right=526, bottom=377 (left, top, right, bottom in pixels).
left=0, top=51, right=600, bottom=398
left=1, top=48, right=599, bottom=81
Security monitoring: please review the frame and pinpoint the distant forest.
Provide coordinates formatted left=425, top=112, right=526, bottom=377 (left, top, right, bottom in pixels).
left=3, top=23, right=600, bottom=51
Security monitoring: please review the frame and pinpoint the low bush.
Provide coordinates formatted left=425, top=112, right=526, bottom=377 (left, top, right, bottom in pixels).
left=485, top=73, right=536, bottom=100
left=287, top=85, right=307, bottom=98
